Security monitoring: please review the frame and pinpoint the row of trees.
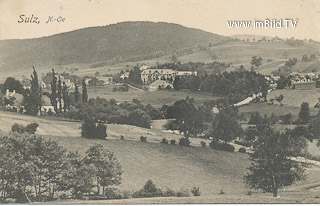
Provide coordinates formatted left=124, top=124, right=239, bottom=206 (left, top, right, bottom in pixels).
left=65, top=97, right=162, bottom=128
left=49, top=69, right=88, bottom=113
left=0, top=133, right=122, bottom=203
left=173, top=71, right=269, bottom=104
left=162, top=97, right=243, bottom=145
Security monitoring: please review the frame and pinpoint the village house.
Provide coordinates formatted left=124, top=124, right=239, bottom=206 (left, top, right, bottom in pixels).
left=120, top=72, right=130, bottom=80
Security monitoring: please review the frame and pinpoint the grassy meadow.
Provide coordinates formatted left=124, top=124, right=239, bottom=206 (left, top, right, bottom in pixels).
left=88, top=86, right=219, bottom=107
left=1, top=110, right=320, bottom=203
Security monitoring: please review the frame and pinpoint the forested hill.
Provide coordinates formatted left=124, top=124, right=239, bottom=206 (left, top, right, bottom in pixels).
left=0, top=21, right=230, bottom=69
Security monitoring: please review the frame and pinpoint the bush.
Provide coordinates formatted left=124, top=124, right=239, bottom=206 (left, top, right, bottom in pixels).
left=25, top=123, right=39, bottom=134
left=11, top=123, right=25, bottom=134
left=161, top=138, right=168, bottom=144
left=81, top=119, right=96, bottom=138
left=220, top=189, right=225, bottom=194
left=176, top=189, right=190, bottom=197
left=191, top=186, right=201, bottom=196
left=81, top=119, right=107, bottom=139
left=140, top=136, right=147, bottom=142
left=200, top=141, right=206, bottom=148
left=59, top=193, right=68, bottom=200
left=162, top=188, right=176, bottom=197
left=238, top=147, right=247, bottom=153
left=132, top=180, right=163, bottom=198
left=120, top=135, right=124, bottom=140
left=96, top=123, right=107, bottom=139
left=209, top=141, right=235, bottom=152
left=47, top=109, right=54, bottom=116
left=11, top=123, right=39, bottom=134
left=170, top=139, right=176, bottom=145
left=104, top=188, right=123, bottom=200
left=179, top=137, right=191, bottom=146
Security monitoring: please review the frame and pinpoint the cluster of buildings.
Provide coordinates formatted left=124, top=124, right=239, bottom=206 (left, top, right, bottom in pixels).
left=289, top=72, right=319, bottom=84
left=120, top=64, right=198, bottom=85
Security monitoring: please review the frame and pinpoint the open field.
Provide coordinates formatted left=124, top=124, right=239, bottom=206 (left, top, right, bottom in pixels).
left=0, top=111, right=320, bottom=203
left=267, top=88, right=320, bottom=108
left=88, top=87, right=219, bottom=107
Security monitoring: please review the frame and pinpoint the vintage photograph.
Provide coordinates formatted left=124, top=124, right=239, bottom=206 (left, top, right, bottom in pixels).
left=0, top=0, right=320, bottom=204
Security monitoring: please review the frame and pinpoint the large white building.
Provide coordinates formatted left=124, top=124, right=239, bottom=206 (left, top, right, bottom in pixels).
left=140, top=69, right=197, bottom=84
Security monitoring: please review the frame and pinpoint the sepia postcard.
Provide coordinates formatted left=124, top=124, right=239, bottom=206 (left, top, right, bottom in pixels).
left=0, top=0, right=320, bottom=204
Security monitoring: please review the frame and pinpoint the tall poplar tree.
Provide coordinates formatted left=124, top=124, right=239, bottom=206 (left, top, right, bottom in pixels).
left=50, top=69, right=58, bottom=113
left=82, top=80, right=88, bottom=103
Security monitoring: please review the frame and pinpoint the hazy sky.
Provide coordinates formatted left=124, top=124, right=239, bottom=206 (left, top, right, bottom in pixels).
left=0, top=0, right=319, bottom=40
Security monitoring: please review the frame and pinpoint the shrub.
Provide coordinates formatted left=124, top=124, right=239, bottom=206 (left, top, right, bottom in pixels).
left=200, top=141, right=206, bottom=148
left=161, top=138, right=168, bottom=144
left=179, top=137, right=191, bottom=146
left=132, top=180, right=163, bottom=198
left=170, top=139, right=176, bottom=145
left=238, top=147, right=247, bottom=153
left=96, top=123, right=107, bottom=139
left=191, top=186, right=201, bottom=196
left=140, top=136, right=147, bottom=142
left=220, top=189, right=225, bottom=194
left=81, top=119, right=107, bottom=139
left=121, top=190, right=131, bottom=199
left=176, top=189, right=190, bottom=197
left=81, top=119, right=96, bottom=138
left=59, top=193, right=68, bottom=200
left=162, top=188, right=176, bottom=197
left=104, top=188, right=123, bottom=200
left=11, top=123, right=39, bottom=134
left=47, top=109, right=54, bottom=116
left=120, top=135, right=124, bottom=140
left=25, top=123, right=39, bottom=134
left=209, top=141, right=235, bottom=152
left=11, top=123, right=25, bottom=134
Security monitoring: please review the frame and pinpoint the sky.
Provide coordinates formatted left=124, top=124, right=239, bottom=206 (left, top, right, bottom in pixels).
left=0, top=0, right=319, bottom=41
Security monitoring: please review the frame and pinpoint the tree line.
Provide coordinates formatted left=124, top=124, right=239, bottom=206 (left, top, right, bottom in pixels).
left=65, top=97, right=162, bottom=128
left=173, top=71, right=268, bottom=104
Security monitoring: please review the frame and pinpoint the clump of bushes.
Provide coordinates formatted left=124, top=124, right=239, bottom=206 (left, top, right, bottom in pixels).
left=161, top=138, right=168, bottom=144
left=140, top=136, right=147, bottom=142
left=176, top=189, right=190, bottom=197
left=191, top=186, right=201, bottom=196
left=132, top=180, right=190, bottom=199
left=81, top=119, right=107, bottom=139
left=11, top=122, right=39, bottom=134
left=104, top=188, right=123, bottom=200
left=170, top=139, right=176, bottom=145
left=238, top=147, right=247, bottom=153
left=209, top=141, right=235, bottom=152
left=132, top=180, right=162, bottom=198
left=179, top=137, right=191, bottom=146
left=200, top=141, right=206, bottom=148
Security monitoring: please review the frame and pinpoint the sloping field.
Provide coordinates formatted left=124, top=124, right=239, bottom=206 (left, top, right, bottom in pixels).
left=1, top=111, right=320, bottom=203
left=267, top=88, right=320, bottom=108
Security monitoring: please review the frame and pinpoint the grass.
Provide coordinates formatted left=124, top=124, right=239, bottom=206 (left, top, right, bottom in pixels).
left=88, top=87, right=220, bottom=107
left=1, top=110, right=320, bottom=203
left=267, top=88, right=320, bottom=108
